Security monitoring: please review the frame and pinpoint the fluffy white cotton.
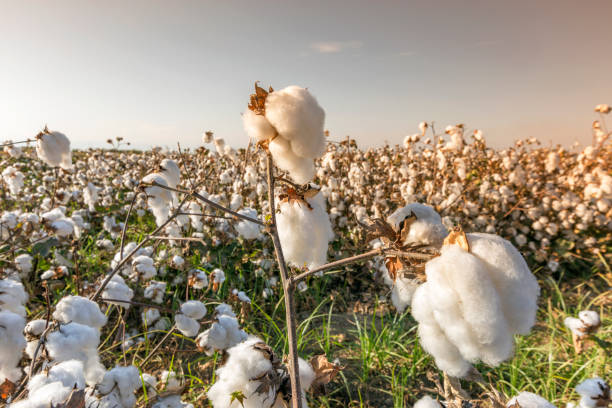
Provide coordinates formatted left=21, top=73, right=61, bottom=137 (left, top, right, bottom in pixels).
left=97, top=365, right=141, bottom=408
left=36, top=129, right=72, bottom=170
left=196, top=305, right=247, bottom=356
left=268, top=135, right=316, bottom=184
left=575, top=377, right=609, bottom=408
left=2, top=166, right=25, bottom=196
left=175, top=314, right=200, bottom=337
left=0, top=278, right=28, bottom=316
left=27, top=359, right=86, bottom=392
left=160, top=159, right=181, bottom=188
left=46, top=322, right=105, bottom=385
left=142, top=173, right=173, bottom=226
left=132, top=255, right=157, bottom=280
left=101, top=275, right=134, bottom=308
left=506, top=392, right=555, bottom=408
left=235, top=207, right=263, bottom=239
left=0, top=311, right=26, bottom=383
left=387, top=203, right=448, bottom=247
left=181, top=300, right=207, bottom=319
left=276, top=192, right=333, bottom=269
left=152, top=395, right=195, bottom=408
left=411, top=233, right=539, bottom=377
left=144, top=281, right=167, bottom=304
left=53, top=295, right=107, bottom=329
left=243, top=109, right=277, bottom=142
left=14, top=253, right=33, bottom=277
left=564, top=311, right=601, bottom=338
left=83, top=182, right=99, bottom=212
left=414, top=395, right=442, bottom=408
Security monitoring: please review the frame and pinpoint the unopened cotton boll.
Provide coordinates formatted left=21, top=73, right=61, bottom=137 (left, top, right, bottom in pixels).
left=276, top=192, right=333, bottom=269
left=411, top=233, right=539, bottom=378
left=0, top=311, right=26, bottom=383
left=506, top=392, right=555, bottom=408
left=36, top=128, right=72, bottom=170
left=387, top=203, right=448, bottom=247
left=53, top=295, right=107, bottom=329
left=414, top=395, right=442, bottom=408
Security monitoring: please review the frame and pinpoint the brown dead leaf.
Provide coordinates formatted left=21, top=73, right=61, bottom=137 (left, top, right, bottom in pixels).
left=384, top=256, right=405, bottom=282
left=443, top=226, right=470, bottom=252
left=360, top=218, right=397, bottom=244
left=248, top=82, right=273, bottom=115
left=309, top=355, right=343, bottom=395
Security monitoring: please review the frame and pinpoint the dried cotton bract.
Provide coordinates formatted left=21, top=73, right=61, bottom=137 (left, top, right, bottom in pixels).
left=276, top=191, right=333, bottom=269
left=243, top=84, right=326, bottom=184
left=411, top=232, right=539, bottom=377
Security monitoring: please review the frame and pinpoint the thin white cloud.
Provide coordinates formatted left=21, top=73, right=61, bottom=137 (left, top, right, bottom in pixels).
left=309, top=41, right=362, bottom=54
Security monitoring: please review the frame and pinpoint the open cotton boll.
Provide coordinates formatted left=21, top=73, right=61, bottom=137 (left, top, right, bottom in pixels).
left=53, top=295, right=107, bottom=329
left=36, top=128, right=72, bottom=170
left=268, top=135, right=315, bottom=184
left=27, top=360, right=86, bottom=392
left=412, top=233, right=539, bottom=377
left=196, top=310, right=248, bottom=356
left=180, top=300, right=207, bottom=319
left=265, top=86, right=326, bottom=159
left=243, top=109, right=277, bottom=142
left=0, top=278, right=28, bottom=316
left=132, top=255, right=157, bottom=280
left=235, top=207, right=263, bottom=240
left=175, top=314, right=200, bottom=337
left=214, top=138, right=226, bottom=155
left=152, top=394, right=195, bottom=408
left=101, top=275, right=134, bottom=308
left=97, top=365, right=141, bottom=408
left=83, top=182, right=99, bottom=212
left=46, top=322, right=105, bottom=385
left=160, top=159, right=181, bottom=188
left=0, top=311, right=26, bottom=383
left=506, top=392, right=555, bottom=408
left=390, top=276, right=418, bottom=313
left=564, top=311, right=601, bottom=338
left=575, top=377, right=610, bottom=408
left=2, top=166, right=25, bottom=196
left=14, top=253, right=33, bottom=277
left=414, top=395, right=442, bottom=408
left=144, top=281, right=167, bottom=304
left=10, top=381, right=74, bottom=408
left=50, top=218, right=75, bottom=237
left=387, top=203, right=448, bottom=247
left=276, top=192, right=333, bottom=270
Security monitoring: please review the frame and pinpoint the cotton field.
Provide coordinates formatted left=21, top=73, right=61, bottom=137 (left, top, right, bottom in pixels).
left=0, top=87, right=609, bottom=408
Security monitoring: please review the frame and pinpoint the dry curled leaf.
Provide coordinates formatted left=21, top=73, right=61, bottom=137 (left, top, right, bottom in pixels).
left=248, top=82, right=274, bottom=116
left=360, top=218, right=397, bottom=244
left=443, top=226, right=470, bottom=252
left=309, top=355, right=343, bottom=395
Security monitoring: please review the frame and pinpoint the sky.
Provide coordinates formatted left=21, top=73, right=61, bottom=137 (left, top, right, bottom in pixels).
left=1, top=0, right=611, bottom=150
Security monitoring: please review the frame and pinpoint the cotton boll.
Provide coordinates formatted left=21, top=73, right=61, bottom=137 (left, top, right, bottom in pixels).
left=243, top=109, right=277, bottom=142
left=387, top=203, right=448, bottom=247
left=97, top=365, right=141, bottom=408
left=144, top=281, right=167, bottom=304
left=276, top=192, right=333, bottom=269
left=175, top=314, right=200, bottom=337
left=101, top=275, right=134, bottom=308
left=153, top=394, right=195, bottom=408
left=0, top=278, right=28, bottom=316
left=2, top=166, right=25, bottom=196
left=53, top=295, right=107, bottom=329
left=14, top=254, right=33, bottom=277
left=411, top=233, right=539, bottom=377
left=142, top=308, right=161, bottom=326
left=564, top=310, right=600, bottom=338
left=27, top=359, right=86, bottom=392
left=132, top=255, right=157, bottom=280
left=160, top=370, right=184, bottom=393
left=268, top=135, right=315, bottom=184
left=181, top=300, right=207, bottom=319
left=11, top=381, right=74, bottom=408
left=506, top=392, right=555, bottom=408
left=36, top=128, right=72, bottom=170
left=414, top=395, right=442, bottom=408
left=160, top=159, right=181, bottom=188
left=0, top=311, right=26, bottom=383
left=214, top=138, right=226, bottom=155
left=265, top=85, right=326, bottom=159
left=575, top=377, right=609, bottom=408
left=235, top=207, right=263, bottom=240
left=390, top=276, right=418, bottom=313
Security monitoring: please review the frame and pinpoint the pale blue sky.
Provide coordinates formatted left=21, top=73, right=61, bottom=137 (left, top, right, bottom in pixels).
left=1, top=0, right=611, bottom=150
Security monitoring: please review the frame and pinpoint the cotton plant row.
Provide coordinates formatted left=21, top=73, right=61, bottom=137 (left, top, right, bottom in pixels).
left=0, top=93, right=608, bottom=408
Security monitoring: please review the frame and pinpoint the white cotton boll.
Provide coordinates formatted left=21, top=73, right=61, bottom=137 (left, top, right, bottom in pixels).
left=276, top=192, right=333, bottom=269
left=172, top=255, right=185, bottom=268
left=578, top=311, right=601, bottom=327
left=216, top=303, right=236, bottom=317
left=214, top=138, right=226, bottom=155
left=144, top=281, right=167, bottom=304
left=230, top=193, right=243, bottom=211
left=50, top=218, right=75, bottom=237
left=132, top=255, right=157, bottom=280
left=83, top=182, right=99, bottom=212
left=53, top=295, right=107, bottom=329
left=390, top=276, right=418, bottom=313
left=235, top=207, right=263, bottom=240
left=27, top=359, right=86, bottom=392
left=412, top=233, right=539, bottom=377
left=506, top=392, right=555, bottom=408
left=387, top=203, right=448, bottom=247
left=97, top=365, right=141, bottom=408
left=153, top=394, right=194, bottom=408
left=414, top=395, right=442, bottom=408
left=11, top=381, right=73, bottom=408
left=575, top=377, right=609, bottom=408
left=188, top=269, right=208, bottom=289
left=14, top=254, right=33, bottom=276
left=0, top=311, right=26, bottom=383
left=101, top=275, right=134, bottom=308
left=175, top=314, right=200, bottom=337
left=160, top=159, right=181, bottom=188
left=243, top=109, right=277, bottom=142
left=46, top=322, right=105, bottom=385
left=142, top=308, right=161, bottom=326
left=564, top=311, right=600, bottom=337
left=36, top=129, right=72, bottom=170
left=0, top=278, right=28, bottom=316
left=212, top=268, right=225, bottom=285
left=181, top=300, right=207, bottom=319
left=2, top=166, right=25, bottom=196
left=265, top=85, right=326, bottom=159
left=268, top=135, right=315, bottom=184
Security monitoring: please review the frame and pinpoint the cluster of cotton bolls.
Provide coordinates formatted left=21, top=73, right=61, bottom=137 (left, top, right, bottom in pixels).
left=196, top=303, right=248, bottom=355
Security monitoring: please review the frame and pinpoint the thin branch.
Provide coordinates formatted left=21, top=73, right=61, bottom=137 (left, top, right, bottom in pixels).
left=120, top=191, right=139, bottom=259
left=149, top=235, right=206, bottom=245
left=138, top=324, right=177, bottom=368
left=290, top=248, right=385, bottom=283
left=0, top=139, right=35, bottom=148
